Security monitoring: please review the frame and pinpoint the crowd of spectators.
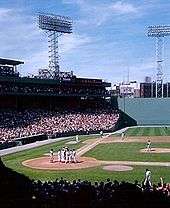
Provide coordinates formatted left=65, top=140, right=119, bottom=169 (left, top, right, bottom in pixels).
left=0, top=109, right=119, bottom=143
left=0, top=157, right=170, bottom=208
left=31, top=177, right=170, bottom=208
left=0, top=83, right=109, bottom=96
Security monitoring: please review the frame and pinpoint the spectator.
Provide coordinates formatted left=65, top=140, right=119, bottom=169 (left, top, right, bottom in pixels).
left=0, top=109, right=119, bottom=142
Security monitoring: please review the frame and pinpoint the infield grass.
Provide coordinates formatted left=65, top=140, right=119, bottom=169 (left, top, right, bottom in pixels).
left=85, top=142, right=170, bottom=162
left=2, top=142, right=170, bottom=183
left=2, top=129, right=170, bottom=183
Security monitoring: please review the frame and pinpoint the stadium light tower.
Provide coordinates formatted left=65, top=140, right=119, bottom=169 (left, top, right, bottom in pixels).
left=38, top=13, right=72, bottom=78
left=147, top=25, right=170, bottom=98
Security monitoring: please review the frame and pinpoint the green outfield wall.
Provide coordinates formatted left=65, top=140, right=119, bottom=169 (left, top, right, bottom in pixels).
left=118, top=98, right=170, bottom=125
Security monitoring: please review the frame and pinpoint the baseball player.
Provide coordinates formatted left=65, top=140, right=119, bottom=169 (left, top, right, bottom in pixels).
left=100, top=131, right=103, bottom=137
left=144, top=169, right=152, bottom=187
left=121, top=132, right=125, bottom=140
left=147, top=140, right=151, bottom=152
left=72, top=149, right=77, bottom=163
left=57, top=149, right=61, bottom=162
left=49, top=149, right=54, bottom=163
left=65, top=148, right=69, bottom=164
left=69, top=149, right=73, bottom=163
left=76, top=135, right=79, bottom=143
left=61, top=148, right=65, bottom=162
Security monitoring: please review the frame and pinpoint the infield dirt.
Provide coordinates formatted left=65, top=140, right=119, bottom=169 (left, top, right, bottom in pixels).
left=22, top=135, right=170, bottom=171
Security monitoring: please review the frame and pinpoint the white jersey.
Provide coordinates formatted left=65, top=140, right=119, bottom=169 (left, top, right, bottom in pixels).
left=73, top=150, right=76, bottom=157
left=61, top=150, right=65, bottom=162
left=65, top=150, right=69, bottom=163
left=76, top=135, right=79, bottom=142
left=72, top=150, right=76, bottom=162
left=144, top=170, right=152, bottom=186
left=145, top=170, right=151, bottom=180
left=49, top=150, right=54, bottom=163
left=69, top=150, right=73, bottom=162
left=50, top=150, right=53, bottom=157
left=57, top=150, right=61, bottom=161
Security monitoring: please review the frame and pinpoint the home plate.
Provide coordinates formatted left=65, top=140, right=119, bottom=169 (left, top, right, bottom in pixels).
left=103, top=165, right=133, bottom=171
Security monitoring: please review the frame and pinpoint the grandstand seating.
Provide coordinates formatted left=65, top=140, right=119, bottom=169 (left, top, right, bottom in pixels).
left=0, top=109, right=119, bottom=143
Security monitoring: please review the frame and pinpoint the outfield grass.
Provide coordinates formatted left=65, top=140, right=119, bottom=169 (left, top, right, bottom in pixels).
left=125, top=127, right=170, bottom=136
left=85, top=142, right=170, bottom=162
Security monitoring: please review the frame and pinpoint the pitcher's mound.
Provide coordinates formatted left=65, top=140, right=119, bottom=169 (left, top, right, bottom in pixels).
left=103, top=165, right=133, bottom=171
left=22, top=156, right=101, bottom=170
left=140, top=148, right=170, bottom=153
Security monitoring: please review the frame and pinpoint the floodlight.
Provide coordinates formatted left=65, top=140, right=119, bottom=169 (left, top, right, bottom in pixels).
left=147, top=25, right=170, bottom=98
left=38, top=13, right=73, bottom=78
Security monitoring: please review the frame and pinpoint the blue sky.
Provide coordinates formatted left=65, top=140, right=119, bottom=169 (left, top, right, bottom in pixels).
left=0, top=0, right=170, bottom=84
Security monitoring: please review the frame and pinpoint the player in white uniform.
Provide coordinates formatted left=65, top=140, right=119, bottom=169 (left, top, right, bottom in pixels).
left=144, top=169, right=152, bottom=187
left=57, top=149, right=61, bottom=162
left=147, top=140, right=151, bottom=152
left=69, top=149, right=73, bottom=163
left=76, top=135, right=79, bottom=143
left=61, top=148, right=65, bottom=162
left=72, top=149, right=77, bottom=163
left=121, top=132, right=125, bottom=140
left=65, top=149, right=69, bottom=163
left=49, top=149, right=54, bottom=163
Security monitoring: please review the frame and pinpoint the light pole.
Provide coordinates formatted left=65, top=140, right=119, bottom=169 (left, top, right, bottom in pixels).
left=147, top=25, right=170, bottom=98
left=123, top=88, right=126, bottom=113
left=38, top=13, right=72, bottom=79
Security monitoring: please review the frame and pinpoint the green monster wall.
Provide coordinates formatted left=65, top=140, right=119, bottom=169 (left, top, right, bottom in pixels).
left=118, top=98, right=170, bottom=125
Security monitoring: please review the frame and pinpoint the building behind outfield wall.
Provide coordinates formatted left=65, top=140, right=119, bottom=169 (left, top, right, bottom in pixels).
left=112, top=81, right=170, bottom=98
left=140, top=82, right=170, bottom=98
left=112, top=81, right=140, bottom=98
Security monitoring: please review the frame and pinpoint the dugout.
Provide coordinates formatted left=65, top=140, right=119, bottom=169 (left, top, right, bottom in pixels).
left=0, top=134, right=48, bottom=150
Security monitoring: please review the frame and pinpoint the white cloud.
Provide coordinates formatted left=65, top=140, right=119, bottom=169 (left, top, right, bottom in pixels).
left=23, top=49, right=49, bottom=76
left=62, top=0, right=85, bottom=5
left=63, top=0, right=139, bottom=26
left=0, top=8, right=12, bottom=19
left=0, top=5, right=93, bottom=76
left=1, top=2, right=162, bottom=83
left=110, top=1, right=138, bottom=14
left=127, top=61, right=156, bottom=82
left=0, top=8, right=48, bottom=74
left=59, top=33, right=91, bottom=53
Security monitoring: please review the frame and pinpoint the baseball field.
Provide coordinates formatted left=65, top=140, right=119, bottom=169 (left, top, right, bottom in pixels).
left=2, top=126, right=170, bottom=184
